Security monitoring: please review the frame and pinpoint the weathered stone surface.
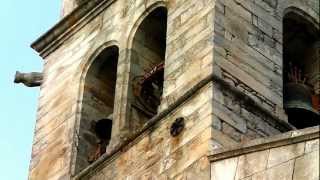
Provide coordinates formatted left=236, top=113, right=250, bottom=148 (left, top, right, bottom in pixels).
left=211, top=157, right=238, bottom=180
left=235, top=150, right=269, bottom=179
left=305, top=139, right=319, bottom=154
left=210, top=130, right=319, bottom=180
left=293, top=150, right=320, bottom=180
left=267, top=142, right=305, bottom=168
left=265, top=160, right=294, bottom=180
left=251, top=160, right=294, bottom=180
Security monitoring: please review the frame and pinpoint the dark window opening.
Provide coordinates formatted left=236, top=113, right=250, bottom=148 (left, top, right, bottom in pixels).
left=283, top=12, right=319, bottom=129
left=76, top=46, right=118, bottom=173
left=130, top=7, right=167, bottom=129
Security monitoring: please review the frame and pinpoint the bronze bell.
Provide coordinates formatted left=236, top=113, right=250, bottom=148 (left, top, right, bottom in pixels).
left=284, top=83, right=319, bottom=128
left=284, top=83, right=315, bottom=112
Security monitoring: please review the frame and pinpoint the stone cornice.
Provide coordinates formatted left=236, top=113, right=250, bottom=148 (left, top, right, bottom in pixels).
left=31, top=0, right=115, bottom=58
left=208, top=126, right=320, bottom=162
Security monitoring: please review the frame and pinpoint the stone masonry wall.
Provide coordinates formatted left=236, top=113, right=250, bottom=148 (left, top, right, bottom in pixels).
left=29, top=0, right=216, bottom=179
left=209, top=0, right=319, bottom=151
left=211, top=127, right=320, bottom=180
left=160, top=0, right=214, bottom=111
left=79, top=83, right=214, bottom=179
left=210, top=83, right=282, bottom=152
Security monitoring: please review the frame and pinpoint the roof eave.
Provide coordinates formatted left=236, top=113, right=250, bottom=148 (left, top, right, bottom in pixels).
left=31, top=0, right=113, bottom=58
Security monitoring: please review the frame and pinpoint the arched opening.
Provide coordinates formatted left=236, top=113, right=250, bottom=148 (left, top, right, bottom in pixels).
left=283, top=11, right=319, bottom=129
left=129, top=7, right=167, bottom=130
left=76, top=46, right=118, bottom=172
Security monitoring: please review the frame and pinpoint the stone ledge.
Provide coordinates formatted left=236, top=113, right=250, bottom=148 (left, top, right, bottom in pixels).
left=208, top=126, right=320, bottom=162
left=31, top=0, right=115, bottom=58
left=72, top=73, right=294, bottom=179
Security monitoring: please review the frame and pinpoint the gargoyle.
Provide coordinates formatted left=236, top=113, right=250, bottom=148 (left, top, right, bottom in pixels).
left=14, top=71, right=43, bottom=87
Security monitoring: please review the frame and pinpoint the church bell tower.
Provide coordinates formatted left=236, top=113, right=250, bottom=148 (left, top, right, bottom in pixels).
left=22, top=0, right=319, bottom=179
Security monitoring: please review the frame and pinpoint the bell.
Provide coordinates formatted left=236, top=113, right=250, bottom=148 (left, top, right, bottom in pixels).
left=94, top=119, right=113, bottom=140
left=284, top=83, right=319, bottom=128
left=284, top=83, right=315, bottom=111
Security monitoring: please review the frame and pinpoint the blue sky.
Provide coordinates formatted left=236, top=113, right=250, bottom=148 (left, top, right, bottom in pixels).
left=0, top=1, right=61, bottom=179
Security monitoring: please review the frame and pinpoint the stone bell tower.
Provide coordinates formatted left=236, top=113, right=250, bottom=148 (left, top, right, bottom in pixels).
left=24, top=0, right=319, bottom=179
